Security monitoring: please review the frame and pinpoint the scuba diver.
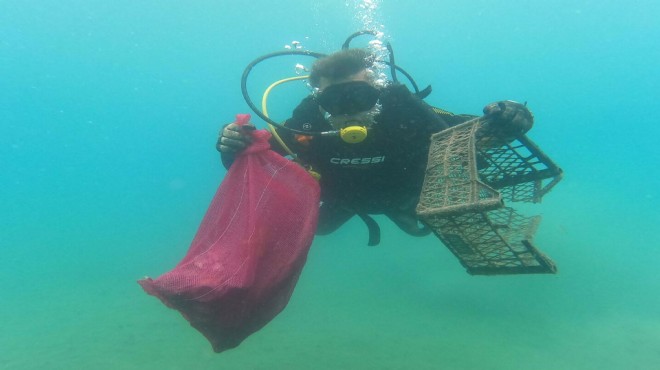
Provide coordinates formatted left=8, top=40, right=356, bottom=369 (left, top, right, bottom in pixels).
left=217, top=47, right=534, bottom=245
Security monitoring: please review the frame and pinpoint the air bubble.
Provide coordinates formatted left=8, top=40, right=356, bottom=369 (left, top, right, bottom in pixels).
left=294, top=63, right=309, bottom=75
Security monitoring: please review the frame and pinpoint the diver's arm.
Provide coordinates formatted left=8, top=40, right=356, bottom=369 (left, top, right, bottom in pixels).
left=412, top=93, right=476, bottom=129
left=380, top=83, right=457, bottom=134
left=218, top=97, right=325, bottom=168
left=217, top=122, right=255, bottom=170
left=482, top=100, right=533, bottom=136
left=442, top=113, right=478, bottom=127
left=422, top=98, right=533, bottom=135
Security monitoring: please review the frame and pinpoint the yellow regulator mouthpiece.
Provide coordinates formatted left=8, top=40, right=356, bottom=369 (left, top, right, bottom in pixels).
left=340, top=126, right=368, bottom=144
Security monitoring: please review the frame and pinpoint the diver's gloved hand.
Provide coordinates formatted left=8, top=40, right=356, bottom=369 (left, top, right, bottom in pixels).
left=216, top=122, right=256, bottom=154
left=483, top=100, right=534, bottom=137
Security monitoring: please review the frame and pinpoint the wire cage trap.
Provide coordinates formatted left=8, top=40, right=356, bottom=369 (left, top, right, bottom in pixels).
left=417, top=117, right=563, bottom=275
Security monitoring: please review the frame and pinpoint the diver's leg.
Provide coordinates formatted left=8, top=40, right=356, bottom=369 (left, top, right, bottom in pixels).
left=385, top=210, right=431, bottom=237
left=315, top=203, right=355, bottom=235
left=385, top=196, right=431, bottom=237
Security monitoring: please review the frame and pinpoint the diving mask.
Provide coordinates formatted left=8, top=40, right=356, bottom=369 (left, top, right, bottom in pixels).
left=316, top=80, right=380, bottom=116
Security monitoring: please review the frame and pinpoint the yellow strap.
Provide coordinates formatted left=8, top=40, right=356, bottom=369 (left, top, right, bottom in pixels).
left=432, top=107, right=455, bottom=116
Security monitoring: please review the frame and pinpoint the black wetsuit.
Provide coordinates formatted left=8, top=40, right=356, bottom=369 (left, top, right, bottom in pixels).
left=221, top=84, right=472, bottom=244
left=274, top=84, right=472, bottom=243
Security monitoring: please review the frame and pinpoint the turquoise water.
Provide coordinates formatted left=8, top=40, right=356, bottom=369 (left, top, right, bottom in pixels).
left=2, top=1, right=659, bottom=369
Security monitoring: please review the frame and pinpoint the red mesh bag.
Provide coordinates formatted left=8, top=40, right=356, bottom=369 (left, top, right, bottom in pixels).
left=138, top=114, right=320, bottom=353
